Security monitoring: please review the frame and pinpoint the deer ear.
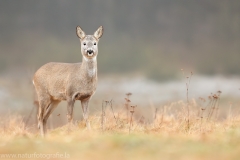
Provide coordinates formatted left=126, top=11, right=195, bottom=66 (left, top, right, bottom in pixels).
left=76, top=26, right=86, bottom=39
left=94, top=26, right=103, bottom=39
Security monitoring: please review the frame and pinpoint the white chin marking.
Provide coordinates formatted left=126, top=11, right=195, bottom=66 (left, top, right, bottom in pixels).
left=84, top=56, right=96, bottom=62
left=84, top=56, right=89, bottom=61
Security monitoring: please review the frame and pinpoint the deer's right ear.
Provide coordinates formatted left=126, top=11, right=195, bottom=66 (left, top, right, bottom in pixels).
left=76, top=26, right=86, bottom=39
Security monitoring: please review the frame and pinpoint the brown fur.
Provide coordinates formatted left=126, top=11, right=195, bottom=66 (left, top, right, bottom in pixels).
left=33, top=26, right=103, bottom=136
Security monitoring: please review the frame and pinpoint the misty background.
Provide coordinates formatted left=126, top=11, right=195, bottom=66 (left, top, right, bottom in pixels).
left=1, top=0, right=240, bottom=79
left=0, top=1, right=240, bottom=126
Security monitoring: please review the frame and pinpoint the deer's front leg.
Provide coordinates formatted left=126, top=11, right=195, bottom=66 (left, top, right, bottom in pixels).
left=81, top=99, right=91, bottom=129
left=67, top=99, right=75, bottom=124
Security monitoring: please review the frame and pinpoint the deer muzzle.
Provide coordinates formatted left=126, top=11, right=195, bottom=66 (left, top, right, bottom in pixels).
left=87, top=49, right=94, bottom=56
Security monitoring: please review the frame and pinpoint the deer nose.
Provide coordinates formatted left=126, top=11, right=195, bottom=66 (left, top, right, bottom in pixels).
left=87, top=49, right=93, bottom=55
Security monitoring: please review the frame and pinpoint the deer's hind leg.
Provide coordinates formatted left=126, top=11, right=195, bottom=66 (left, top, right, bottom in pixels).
left=37, top=95, right=51, bottom=137
left=43, top=100, right=60, bottom=131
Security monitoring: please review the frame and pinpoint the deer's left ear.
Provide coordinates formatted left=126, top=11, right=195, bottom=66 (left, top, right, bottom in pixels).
left=94, top=26, right=103, bottom=39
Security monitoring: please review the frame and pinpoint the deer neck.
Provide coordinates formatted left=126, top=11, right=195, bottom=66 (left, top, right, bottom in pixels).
left=81, top=56, right=97, bottom=78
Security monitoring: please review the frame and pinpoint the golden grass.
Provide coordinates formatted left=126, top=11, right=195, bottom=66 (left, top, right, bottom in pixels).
left=0, top=99, right=240, bottom=160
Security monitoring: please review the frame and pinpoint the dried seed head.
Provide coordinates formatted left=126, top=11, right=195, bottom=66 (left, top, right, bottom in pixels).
left=126, top=92, right=132, bottom=96
left=199, top=97, right=206, bottom=102
left=125, top=98, right=131, bottom=102
left=213, top=94, right=218, bottom=99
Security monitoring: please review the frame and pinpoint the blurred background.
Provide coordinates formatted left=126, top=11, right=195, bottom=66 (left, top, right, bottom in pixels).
left=0, top=1, right=239, bottom=127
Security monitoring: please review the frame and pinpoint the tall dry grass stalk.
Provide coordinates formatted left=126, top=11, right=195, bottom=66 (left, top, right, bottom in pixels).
left=108, top=99, right=118, bottom=125
left=129, top=105, right=136, bottom=134
left=101, top=100, right=106, bottom=132
left=125, top=92, right=132, bottom=123
left=206, top=91, right=221, bottom=122
left=181, top=69, right=193, bottom=131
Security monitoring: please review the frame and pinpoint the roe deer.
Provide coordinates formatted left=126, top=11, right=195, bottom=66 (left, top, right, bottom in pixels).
left=33, top=26, right=103, bottom=136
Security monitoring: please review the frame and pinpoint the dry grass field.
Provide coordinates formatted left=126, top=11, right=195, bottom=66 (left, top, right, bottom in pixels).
left=0, top=94, right=240, bottom=160
left=0, top=73, right=240, bottom=159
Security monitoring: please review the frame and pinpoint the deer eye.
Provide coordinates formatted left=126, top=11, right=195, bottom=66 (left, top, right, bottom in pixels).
left=94, top=42, right=96, bottom=45
left=83, top=42, right=86, bottom=46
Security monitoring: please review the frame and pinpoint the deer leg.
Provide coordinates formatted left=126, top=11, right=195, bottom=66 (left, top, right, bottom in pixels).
left=42, top=100, right=60, bottom=131
left=81, top=99, right=91, bottom=129
left=37, top=105, right=44, bottom=135
left=67, top=99, right=75, bottom=124
left=37, top=97, right=51, bottom=137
